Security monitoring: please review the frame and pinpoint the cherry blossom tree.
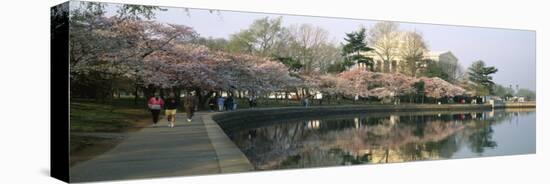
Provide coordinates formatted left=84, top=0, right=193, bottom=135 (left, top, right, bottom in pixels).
left=68, top=2, right=467, bottom=106
left=418, top=77, right=466, bottom=98
left=334, top=69, right=415, bottom=99
left=69, top=5, right=197, bottom=100
left=310, top=68, right=465, bottom=102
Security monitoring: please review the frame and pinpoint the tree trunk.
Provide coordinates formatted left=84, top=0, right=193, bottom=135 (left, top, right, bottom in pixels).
left=195, top=89, right=214, bottom=110
left=134, top=84, right=139, bottom=105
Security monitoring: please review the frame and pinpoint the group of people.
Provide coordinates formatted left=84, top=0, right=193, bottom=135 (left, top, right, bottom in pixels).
left=147, top=92, right=198, bottom=128
left=208, top=96, right=237, bottom=112
left=147, top=92, right=263, bottom=127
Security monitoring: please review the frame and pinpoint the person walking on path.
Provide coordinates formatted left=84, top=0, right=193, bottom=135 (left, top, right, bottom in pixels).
left=147, top=94, right=164, bottom=125
left=248, top=95, right=255, bottom=108
left=217, top=96, right=225, bottom=111
left=183, top=92, right=199, bottom=122
left=303, top=96, right=310, bottom=107
left=208, top=97, right=217, bottom=112
left=164, top=93, right=179, bottom=128
left=225, top=96, right=234, bottom=111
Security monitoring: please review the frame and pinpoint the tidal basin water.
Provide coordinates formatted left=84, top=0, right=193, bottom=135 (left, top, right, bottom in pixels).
left=224, top=109, right=535, bottom=170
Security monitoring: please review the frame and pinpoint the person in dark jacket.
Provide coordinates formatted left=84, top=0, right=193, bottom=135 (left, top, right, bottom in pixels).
left=208, top=97, right=217, bottom=112
left=183, top=92, right=199, bottom=122
left=164, top=92, right=180, bottom=128
left=225, top=96, right=234, bottom=111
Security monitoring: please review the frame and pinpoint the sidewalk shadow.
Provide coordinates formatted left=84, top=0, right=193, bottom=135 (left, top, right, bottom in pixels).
left=41, top=168, right=50, bottom=176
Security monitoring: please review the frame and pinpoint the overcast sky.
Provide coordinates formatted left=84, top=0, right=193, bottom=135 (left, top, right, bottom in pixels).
left=98, top=2, right=536, bottom=91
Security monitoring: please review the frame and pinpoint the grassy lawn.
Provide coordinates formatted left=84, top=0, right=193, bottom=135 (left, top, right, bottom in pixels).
left=70, top=100, right=149, bottom=132
left=70, top=98, right=150, bottom=166
left=70, top=135, right=124, bottom=166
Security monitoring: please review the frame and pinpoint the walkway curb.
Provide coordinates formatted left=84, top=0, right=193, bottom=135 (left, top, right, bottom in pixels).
left=202, top=113, right=254, bottom=173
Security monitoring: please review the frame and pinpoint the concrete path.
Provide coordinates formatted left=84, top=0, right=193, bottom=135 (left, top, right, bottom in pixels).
left=70, top=112, right=252, bottom=183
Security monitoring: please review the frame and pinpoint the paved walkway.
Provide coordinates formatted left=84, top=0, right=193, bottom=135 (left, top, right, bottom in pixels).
left=70, top=112, right=252, bottom=183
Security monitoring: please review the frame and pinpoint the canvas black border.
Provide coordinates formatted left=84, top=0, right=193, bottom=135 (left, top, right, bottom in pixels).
left=51, top=1, right=70, bottom=183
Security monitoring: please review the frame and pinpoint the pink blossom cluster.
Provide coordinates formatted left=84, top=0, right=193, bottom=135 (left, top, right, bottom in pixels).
left=308, top=68, right=465, bottom=99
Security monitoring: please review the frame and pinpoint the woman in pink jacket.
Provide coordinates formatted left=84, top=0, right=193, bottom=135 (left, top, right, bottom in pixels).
left=148, top=94, right=164, bottom=125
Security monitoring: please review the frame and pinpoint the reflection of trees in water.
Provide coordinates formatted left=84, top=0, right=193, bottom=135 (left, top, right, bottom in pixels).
left=467, top=125, right=496, bottom=153
left=233, top=114, right=463, bottom=169
left=229, top=110, right=532, bottom=170
left=458, top=109, right=527, bottom=154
